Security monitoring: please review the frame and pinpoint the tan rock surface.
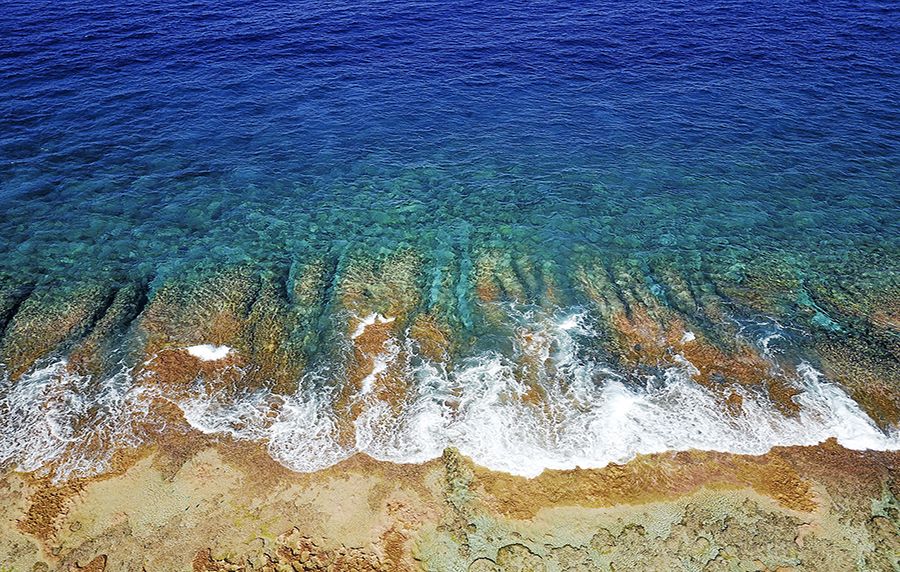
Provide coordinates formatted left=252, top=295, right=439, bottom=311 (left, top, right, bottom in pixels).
left=1, top=438, right=897, bottom=571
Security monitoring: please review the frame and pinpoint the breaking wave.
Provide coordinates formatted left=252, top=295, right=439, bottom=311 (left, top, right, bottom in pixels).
left=1, top=309, right=897, bottom=481
left=0, top=361, right=151, bottom=478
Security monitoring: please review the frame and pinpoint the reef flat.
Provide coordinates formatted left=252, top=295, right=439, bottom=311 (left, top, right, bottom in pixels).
left=0, top=438, right=897, bottom=571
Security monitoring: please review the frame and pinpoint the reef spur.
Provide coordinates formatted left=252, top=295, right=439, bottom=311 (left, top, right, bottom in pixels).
left=0, top=248, right=898, bottom=570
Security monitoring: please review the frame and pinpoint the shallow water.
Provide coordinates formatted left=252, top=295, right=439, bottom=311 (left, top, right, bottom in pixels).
left=0, top=0, right=898, bottom=478
left=1, top=310, right=896, bottom=479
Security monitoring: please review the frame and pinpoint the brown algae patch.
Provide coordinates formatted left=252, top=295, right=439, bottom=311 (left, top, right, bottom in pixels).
left=574, top=258, right=813, bottom=420
left=816, top=335, right=900, bottom=429
left=137, top=346, right=246, bottom=391
left=606, top=302, right=801, bottom=415
left=67, top=283, right=146, bottom=377
left=138, top=266, right=259, bottom=354
left=343, top=312, right=408, bottom=415
left=330, top=249, right=427, bottom=439
left=409, top=313, right=452, bottom=363
left=136, top=265, right=310, bottom=394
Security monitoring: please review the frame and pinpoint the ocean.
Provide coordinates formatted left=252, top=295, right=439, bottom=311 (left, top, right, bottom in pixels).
left=0, top=0, right=898, bottom=479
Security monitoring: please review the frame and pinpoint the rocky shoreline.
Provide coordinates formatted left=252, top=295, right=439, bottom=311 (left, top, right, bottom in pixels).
left=1, top=437, right=897, bottom=571
left=0, top=257, right=897, bottom=570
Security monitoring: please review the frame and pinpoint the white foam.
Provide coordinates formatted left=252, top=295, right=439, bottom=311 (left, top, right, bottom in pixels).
left=170, top=309, right=899, bottom=478
left=177, top=374, right=352, bottom=473
left=178, top=386, right=273, bottom=439
left=358, top=338, right=400, bottom=396
left=2, top=308, right=898, bottom=481
left=0, top=360, right=151, bottom=481
left=341, top=310, right=899, bottom=477
left=350, top=313, right=395, bottom=340
left=267, top=392, right=353, bottom=472
left=186, top=344, right=232, bottom=361
left=354, top=349, right=452, bottom=464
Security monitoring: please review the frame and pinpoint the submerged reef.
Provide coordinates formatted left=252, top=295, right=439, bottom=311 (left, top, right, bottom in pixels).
left=0, top=244, right=897, bottom=480
left=0, top=245, right=897, bottom=571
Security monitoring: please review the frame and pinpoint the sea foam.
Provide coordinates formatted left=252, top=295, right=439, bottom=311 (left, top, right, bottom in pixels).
left=0, top=361, right=151, bottom=479
left=1, top=310, right=897, bottom=481
left=174, top=309, right=900, bottom=478
left=186, top=344, right=233, bottom=361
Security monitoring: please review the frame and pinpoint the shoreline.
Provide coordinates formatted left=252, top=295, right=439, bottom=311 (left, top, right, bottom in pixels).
left=2, top=1, right=899, bottom=570
left=0, top=255, right=897, bottom=570
left=1, top=437, right=897, bottom=571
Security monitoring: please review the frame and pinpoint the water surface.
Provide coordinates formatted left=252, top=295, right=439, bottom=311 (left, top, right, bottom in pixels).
left=0, top=0, right=898, bottom=478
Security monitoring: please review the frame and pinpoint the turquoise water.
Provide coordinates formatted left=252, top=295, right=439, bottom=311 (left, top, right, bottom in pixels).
left=0, top=0, right=898, bottom=478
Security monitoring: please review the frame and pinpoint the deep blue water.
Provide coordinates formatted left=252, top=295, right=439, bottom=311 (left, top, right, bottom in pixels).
left=1, top=0, right=897, bottom=288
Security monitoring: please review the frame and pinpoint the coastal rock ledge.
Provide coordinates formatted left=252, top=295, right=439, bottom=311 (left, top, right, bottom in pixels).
left=0, top=438, right=897, bottom=571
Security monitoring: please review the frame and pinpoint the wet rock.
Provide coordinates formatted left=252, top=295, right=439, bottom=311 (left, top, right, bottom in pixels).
left=0, top=282, right=113, bottom=379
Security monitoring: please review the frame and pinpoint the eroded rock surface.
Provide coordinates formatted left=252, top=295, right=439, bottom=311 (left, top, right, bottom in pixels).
left=0, top=440, right=896, bottom=571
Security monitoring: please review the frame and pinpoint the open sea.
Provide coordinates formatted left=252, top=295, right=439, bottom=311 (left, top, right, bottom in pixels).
left=0, top=0, right=898, bottom=479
